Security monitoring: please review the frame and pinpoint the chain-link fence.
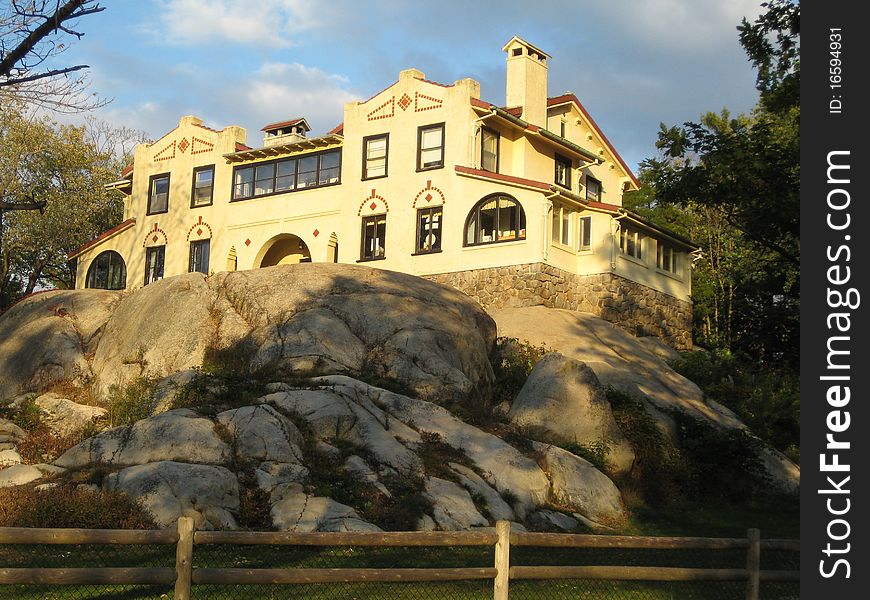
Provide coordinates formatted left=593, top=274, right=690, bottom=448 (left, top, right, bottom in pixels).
left=0, top=526, right=799, bottom=599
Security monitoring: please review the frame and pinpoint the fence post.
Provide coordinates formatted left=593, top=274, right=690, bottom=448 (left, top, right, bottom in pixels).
left=745, top=528, right=760, bottom=600
left=174, top=516, right=195, bottom=600
left=494, top=520, right=511, bottom=600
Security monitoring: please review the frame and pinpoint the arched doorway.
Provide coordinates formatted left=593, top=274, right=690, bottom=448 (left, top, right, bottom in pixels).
left=256, top=234, right=311, bottom=267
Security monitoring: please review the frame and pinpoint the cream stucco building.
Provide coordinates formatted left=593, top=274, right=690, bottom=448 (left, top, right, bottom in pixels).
left=70, top=37, right=697, bottom=348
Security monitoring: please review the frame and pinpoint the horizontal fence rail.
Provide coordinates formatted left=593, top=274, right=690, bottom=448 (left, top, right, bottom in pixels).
left=0, top=519, right=799, bottom=599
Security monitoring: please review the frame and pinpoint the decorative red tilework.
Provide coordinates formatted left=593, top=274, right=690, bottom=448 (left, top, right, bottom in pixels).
left=369, top=202, right=377, bottom=211
left=197, top=228, right=203, bottom=236
left=245, top=239, right=251, bottom=246
left=414, top=91, right=443, bottom=112
left=152, top=235, right=159, bottom=243
left=186, top=219, right=213, bottom=241
left=142, top=224, right=168, bottom=248
left=412, top=180, right=446, bottom=208
left=398, top=93, right=412, bottom=111
left=191, top=137, right=215, bottom=155
left=367, top=97, right=396, bottom=121
left=357, top=189, right=390, bottom=215
left=313, top=229, right=320, bottom=237
left=178, top=138, right=189, bottom=153
left=153, top=141, right=176, bottom=162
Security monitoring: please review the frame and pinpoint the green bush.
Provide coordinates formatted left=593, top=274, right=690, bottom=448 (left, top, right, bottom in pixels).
left=669, top=349, right=799, bottom=460
left=0, top=485, right=156, bottom=529
left=0, top=395, right=42, bottom=431
left=489, top=337, right=550, bottom=405
left=106, top=376, right=159, bottom=426
left=16, top=423, right=98, bottom=464
left=560, top=440, right=611, bottom=473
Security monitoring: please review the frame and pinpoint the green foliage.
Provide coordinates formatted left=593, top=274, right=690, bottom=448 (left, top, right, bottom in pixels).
left=236, top=469, right=273, bottom=530
left=16, top=422, right=98, bottom=464
left=0, top=485, right=156, bottom=529
left=489, top=337, right=550, bottom=405
left=415, top=430, right=474, bottom=480
left=670, top=350, right=799, bottom=460
left=560, top=440, right=611, bottom=474
left=0, top=395, right=41, bottom=431
left=606, top=387, right=771, bottom=507
left=359, top=474, right=433, bottom=531
left=106, top=376, right=159, bottom=426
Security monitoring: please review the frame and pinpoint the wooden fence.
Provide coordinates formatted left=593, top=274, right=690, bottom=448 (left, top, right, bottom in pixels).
left=0, top=518, right=799, bottom=599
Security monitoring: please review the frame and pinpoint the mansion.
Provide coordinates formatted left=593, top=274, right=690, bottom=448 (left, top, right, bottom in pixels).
left=70, top=37, right=696, bottom=349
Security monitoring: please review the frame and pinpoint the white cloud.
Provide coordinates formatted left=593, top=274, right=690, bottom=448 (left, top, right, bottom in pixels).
left=157, top=0, right=322, bottom=47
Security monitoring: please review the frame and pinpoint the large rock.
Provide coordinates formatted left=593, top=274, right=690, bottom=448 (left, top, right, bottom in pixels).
left=0, top=290, right=120, bottom=399
left=321, top=376, right=551, bottom=517
left=533, top=442, right=626, bottom=526
left=423, top=476, right=488, bottom=530
left=510, top=353, right=635, bottom=474
left=270, top=491, right=382, bottom=532
left=55, top=409, right=230, bottom=468
left=34, top=393, right=108, bottom=436
left=104, top=461, right=239, bottom=529
left=216, top=405, right=305, bottom=464
left=448, top=463, right=515, bottom=521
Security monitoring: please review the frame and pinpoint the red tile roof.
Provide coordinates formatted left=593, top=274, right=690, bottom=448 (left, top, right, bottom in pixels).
left=120, top=163, right=134, bottom=178
left=502, top=106, right=523, bottom=118
left=548, top=94, right=640, bottom=189
left=68, top=218, right=136, bottom=260
left=235, top=142, right=252, bottom=152
left=327, top=122, right=344, bottom=135
left=261, top=118, right=309, bottom=132
left=455, top=165, right=551, bottom=191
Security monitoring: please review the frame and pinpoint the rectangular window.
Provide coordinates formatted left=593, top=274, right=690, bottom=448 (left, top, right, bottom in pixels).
left=189, top=239, right=210, bottom=274
left=481, top=127, right=499, bottom=172
left=147, top=173, right=170, bottom=214
left=551, top=205, right=574, bottom=246
left=191, top=165, right=214, bottom=207
left=363, top=134, right=388, bottom=179
left=361, top=215, right=386, bottom=260
left=586, top=176, right=602, bottom=202
left=657, top=242, right=678, bottom=273
left=417, top=123, right=444, bottom=170
left=233, top=166, right=253, bottom=200
left=579, top=216, right=592, bottom=251
left=416, top=207, right=442, bottom=253
left=555, top=154, right=571, bottom=189
left=619, top=225, right=644, bottom=260
left=144, top=245, right=165, bottom=285
left=231, top=150, right=341, bottom=200
left=275, top=159, right=297, bottom=192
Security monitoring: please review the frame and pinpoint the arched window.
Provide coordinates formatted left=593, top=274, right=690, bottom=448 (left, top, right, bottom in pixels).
left=464, top=194, right=526, bottom=246
left=85, top=251, right=126, bottom=290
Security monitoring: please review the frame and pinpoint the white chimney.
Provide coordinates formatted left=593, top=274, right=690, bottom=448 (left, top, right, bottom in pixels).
left=502, top=36, right=550, bottom=128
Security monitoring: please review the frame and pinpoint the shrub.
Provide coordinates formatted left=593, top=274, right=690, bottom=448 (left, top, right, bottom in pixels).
left=489, top=337, right=550, bottom=405
left=106, top=376, right=159, bottom=426
left=0, top=485, right=156, bottom=529
left=359, top=474, right=432, bottom=531
left=415, top=430, right=474, bottom=480
left=15, top=423, right=98, bottom=464
left=0, top=395, right=42, bottom=431
left=236, top=469, right=272, bottom=530
left=560, top=440, right=611, bottom=473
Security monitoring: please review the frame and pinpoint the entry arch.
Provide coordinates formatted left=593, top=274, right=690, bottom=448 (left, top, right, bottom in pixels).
left=255, top=233, right=311, bottom=267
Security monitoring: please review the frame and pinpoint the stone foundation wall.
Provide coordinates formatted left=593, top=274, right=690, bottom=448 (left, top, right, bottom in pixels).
left=425, top=263, right=692, bottom=350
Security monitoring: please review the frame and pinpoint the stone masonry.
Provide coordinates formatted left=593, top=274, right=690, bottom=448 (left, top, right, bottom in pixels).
left=426, top=263, right=692, bottom=350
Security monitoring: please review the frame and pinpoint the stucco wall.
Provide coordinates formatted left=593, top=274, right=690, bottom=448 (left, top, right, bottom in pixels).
left=425, top=262, right=692, bottom=350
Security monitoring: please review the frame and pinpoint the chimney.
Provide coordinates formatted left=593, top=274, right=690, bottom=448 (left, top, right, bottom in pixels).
left=261, top=118, right=311, bottom=147
left=502, top=36, right=550, bottom=128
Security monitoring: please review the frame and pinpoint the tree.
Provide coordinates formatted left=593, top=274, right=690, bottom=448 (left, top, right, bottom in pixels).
left=0, top=104, right=146, bottom=308
left=0, top=0, right=107, bottom=112
left=637, top=0, right=800, bottom=367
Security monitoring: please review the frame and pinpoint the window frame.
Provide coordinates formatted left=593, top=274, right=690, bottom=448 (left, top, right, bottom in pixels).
left=619, top=224, right=644, bottom=260
left=657, top=241, right=679, bottom=274
left=230, top=148, right=342, bottom=202
left=144, top=245, right=166, bottom=285
left=147, top=173, right=170, bottom=215
left=189, top=239, right=211, bottom=274
left=190, top=164, right=215, bottom=208
left=359, top=214, right=387, bottom=262
left=554, top=154, right=572, bottom=190
left=480, top=126, right=499, bottom=173
left=585, top=175, right=602, bottom=202
left=414, top=206, right=443, bottom=255
left=578, top=216, right=592, bottom=251
left=463, top=193, right=527, bottom=247
left=551, top=204, right=574, bottom=247
left=362, top=133, right=389, bottom=180
left=85, top=250, right=126, bottom=290
left=416, top=122, right=445, bottom=172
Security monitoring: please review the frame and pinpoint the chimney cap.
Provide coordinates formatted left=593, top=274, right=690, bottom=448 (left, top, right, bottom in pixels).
left=502, top=36, right=551, bottom=60
left=261, top=118, right=311, bottom=133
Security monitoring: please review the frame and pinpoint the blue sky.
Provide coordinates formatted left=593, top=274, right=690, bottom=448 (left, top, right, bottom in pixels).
left=64, top=0, right=764, bottom=173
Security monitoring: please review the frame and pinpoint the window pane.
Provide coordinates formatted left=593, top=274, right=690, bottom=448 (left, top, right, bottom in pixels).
left=586, top=177, right=601, bottom=202
left=421, top=148, right=442, bottom=168
left=418, top=208, right=442, bottom=252
left=193, top=167, right=213, bottom=206
left=551, top=208, right=560, bottom=242
left=234, top=167, right=253, bottom=199
left=561, top=208, right=570, bottom=245
left=482, top=130, right=497, bottom=172
left=276, top=160, right=296, bottom=191
left=297, top=156, right=318, bottom=188
left=362, top=216, right=386, bottom=259
left=498, top=198, right=521, bottom=240
left=255, top=164, right=275, bottom=195
left=366, top=157, right=386, bottom=178
left=579, top=216, right=591, bottom=250
left=422, top=127, right=442, bottom=149
left=319, top=152, right=340, bottom=184
left=479, top=200, right=497, bottom=242
left=149, top=176, right=169, bottom=212
left=367, top=138, right=386, bottom=159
